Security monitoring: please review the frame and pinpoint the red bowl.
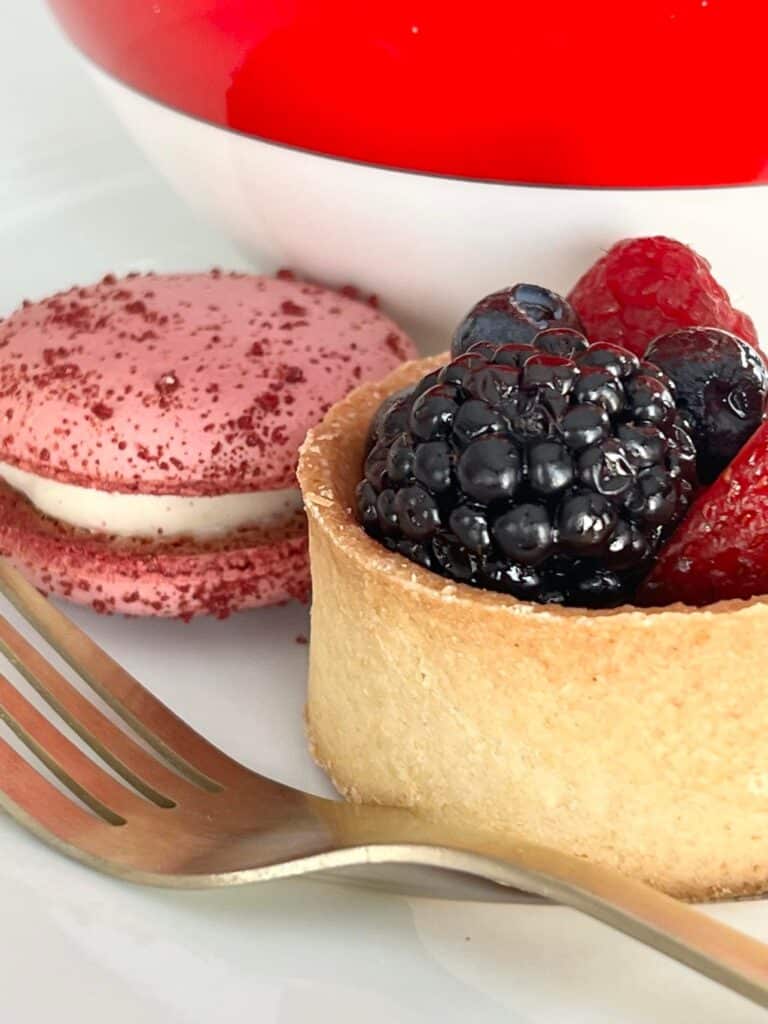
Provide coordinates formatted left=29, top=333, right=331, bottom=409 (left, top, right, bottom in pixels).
left=48, top=0, right=768, bottom=188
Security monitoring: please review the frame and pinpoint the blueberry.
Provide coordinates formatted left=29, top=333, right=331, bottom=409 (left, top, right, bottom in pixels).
left=667, top=418, right=698, bottom=484
left=645, top=327, right=768, bottom=483
left=451, top=283, right=583, bottom=357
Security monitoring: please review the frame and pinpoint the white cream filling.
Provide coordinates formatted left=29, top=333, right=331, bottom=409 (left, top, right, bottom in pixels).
left=0, top=461, right=302, bottom=539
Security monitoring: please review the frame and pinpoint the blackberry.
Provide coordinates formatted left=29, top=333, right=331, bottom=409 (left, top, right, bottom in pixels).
left=645, top=327, right=768, bottom=484
left=357, top=334, right=697, bottom=608
left=451, top=284, right=584, bottom=357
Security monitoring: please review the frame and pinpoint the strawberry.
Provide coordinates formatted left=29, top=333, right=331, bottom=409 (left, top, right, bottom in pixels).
left=639, top=418, right=768, bottom=605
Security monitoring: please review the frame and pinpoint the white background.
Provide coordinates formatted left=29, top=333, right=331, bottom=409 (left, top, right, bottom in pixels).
left=1, top=4, right=768, bottom=1022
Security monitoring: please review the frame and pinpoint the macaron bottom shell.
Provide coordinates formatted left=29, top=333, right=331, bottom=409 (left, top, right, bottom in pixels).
left=0, top=485, right=309, bottom=619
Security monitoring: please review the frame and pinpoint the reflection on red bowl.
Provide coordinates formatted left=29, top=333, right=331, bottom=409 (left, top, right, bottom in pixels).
left=47, top=0, right=768, bottom=188
left=48, top=1, right=768, bottom=352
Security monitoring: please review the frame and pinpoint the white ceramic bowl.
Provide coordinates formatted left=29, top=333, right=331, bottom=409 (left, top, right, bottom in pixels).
left=88, top=66, right=768, bottom=353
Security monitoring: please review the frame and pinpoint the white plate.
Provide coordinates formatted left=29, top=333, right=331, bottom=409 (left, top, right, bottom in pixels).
left=3, top=5, right=768, bottom=1022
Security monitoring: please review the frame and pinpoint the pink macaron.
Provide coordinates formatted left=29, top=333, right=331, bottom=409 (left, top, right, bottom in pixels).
left=0, top=270, right=415, bottom=617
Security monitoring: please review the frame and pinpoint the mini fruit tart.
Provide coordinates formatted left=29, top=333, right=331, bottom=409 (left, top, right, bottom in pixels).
left=298, top=240, right=768, bottom=899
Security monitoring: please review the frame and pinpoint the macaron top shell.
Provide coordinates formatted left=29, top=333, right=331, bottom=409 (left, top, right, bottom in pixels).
left=0, top=271, right=415, bottom=496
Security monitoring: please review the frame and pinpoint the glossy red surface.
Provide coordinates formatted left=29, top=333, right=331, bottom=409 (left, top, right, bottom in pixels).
left=49, top=0, right=768, bottom=187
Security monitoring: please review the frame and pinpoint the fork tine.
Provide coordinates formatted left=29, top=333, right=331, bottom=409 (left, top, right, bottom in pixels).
left=0, top=561, right=243, bottom=789
left=0, top=671, right=159, bottom=823
left=0, top=730, right=115, bottom=845
left=0, top=610, right=204, bottom=808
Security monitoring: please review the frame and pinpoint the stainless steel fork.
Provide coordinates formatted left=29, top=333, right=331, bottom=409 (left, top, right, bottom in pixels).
left=0, top=561, right=766, bottom=1009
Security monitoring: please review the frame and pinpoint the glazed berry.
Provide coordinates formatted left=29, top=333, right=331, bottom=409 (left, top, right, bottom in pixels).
left=493, top=503, right=553, bottom=565
left=360, top=342, right=696, bottom=608
left=569, top=236, right=759, bottom=358
left=413, top=440, right=453, bottom=493
left=364, top=440, right=389, bottom=489
left=573, top=368, right=625, bottom=415
left=394, top=485, right=441, bottom=540
left=644, top=327, right=768, bottom=483
left=578, top=440, right=635, bottom=499
left=624, top=375, right=676, bottom=428
left=453, top=399, right=509, bottom=445
left=368, top=385, right=415, bottom=445
left=561, top=403, right=610, bottom=450
left=456, top=436, right=521, bottom=503
left=409, top=384, right=459, bottom=440
left=386, top=433, right=415, bottom=483
left=449, top=505, right=492, bottom=552
left=467, top=363, right=521, bottom=404
left=533, top=328, right=589, bottom=359
left=522, top=355, right=577, bottom=394
left=639, top=418, right=768, bottom=606
left=355, top=480, right=379, bottom=529
left=451, top=283, right=583, bottom=357
left=579, top=342, right=639, bottom=379
left=438, top=352, right=485, bottom=389
left=527, top=439, right=574, bottom=496
left=375, top=489, right=398, bottom=534
left=432, top=533, right=480, bottom=581
left=557, top=492, right=617, bottom=553
left=616, top=423, right=667, bottom=468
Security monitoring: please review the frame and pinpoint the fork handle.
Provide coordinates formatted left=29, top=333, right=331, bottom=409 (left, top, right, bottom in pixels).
left=322, top=796, right=768, bottom=1006
left=354, top=835, right=768, bottom=1008
left=512, top=843, right=768, bottom=1008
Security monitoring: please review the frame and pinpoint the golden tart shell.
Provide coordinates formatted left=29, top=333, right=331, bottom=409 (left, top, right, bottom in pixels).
left=298, top=355, right=768, bottom=899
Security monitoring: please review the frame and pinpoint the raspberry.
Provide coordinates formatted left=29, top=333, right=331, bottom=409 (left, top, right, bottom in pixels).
left=568, top=237, right=759, bottom=358
left=639, top=420, right=768, bottom=606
